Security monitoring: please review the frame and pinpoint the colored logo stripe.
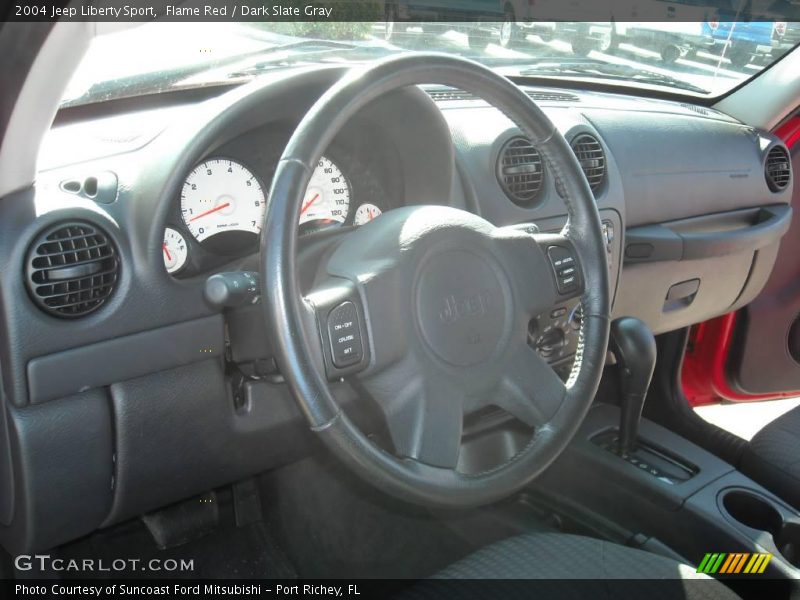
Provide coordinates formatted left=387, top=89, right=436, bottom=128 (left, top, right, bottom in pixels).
left=697, top=552, right=772, bottom=574
left=719, top=554, right=736, bottom=573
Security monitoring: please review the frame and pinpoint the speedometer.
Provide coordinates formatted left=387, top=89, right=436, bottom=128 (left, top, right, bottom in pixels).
left=180, top=159, right=266, bottom=243
left=298, top=157, right=351, bottom=228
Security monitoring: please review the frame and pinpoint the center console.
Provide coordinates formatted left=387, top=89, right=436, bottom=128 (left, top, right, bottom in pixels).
left=533, top=316, right=800, bottom=592
left=537, top=403, right=800, bottom=583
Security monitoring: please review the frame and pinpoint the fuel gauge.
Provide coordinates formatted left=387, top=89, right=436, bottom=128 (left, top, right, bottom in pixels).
left=354, top=203, right=382, bottom=226
left=163, top=227, right=188, bottom=274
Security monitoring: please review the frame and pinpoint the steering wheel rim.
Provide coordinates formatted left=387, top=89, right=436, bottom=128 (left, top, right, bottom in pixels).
left=262, top=54, right=610, bottom=509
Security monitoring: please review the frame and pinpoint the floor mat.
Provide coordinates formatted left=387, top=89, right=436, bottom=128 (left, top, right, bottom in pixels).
left=259, top=454, right=555, bottom=579
left=24, top=493, right=296, bottom=580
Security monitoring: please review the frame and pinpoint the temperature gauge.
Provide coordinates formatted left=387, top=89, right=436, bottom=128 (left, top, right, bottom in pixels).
left=354, top=203, right=382, bottom=226
left=163, top=227, right=188, bottom=274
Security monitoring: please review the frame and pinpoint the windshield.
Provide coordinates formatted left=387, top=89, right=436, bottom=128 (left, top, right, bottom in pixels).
left=62, top=20, right=799, bottom=106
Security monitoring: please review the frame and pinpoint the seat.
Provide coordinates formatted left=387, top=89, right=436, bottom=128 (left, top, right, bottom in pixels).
left=741, top=404, right=800, bottom=510
left=415, top=533, right=738, bottom=599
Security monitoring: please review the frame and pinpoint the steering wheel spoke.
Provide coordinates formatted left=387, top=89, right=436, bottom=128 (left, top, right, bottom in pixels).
left=492, top=228, right=585, bottom=318
left=531, top=232, right=586, bottom=302
left=304, top=277, right=370, bottom=378
left=376, top=370, right=465, bottom=469
left=494, top=343, right=567, bottom=427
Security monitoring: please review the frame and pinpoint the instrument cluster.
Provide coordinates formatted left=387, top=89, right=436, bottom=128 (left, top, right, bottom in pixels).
left=163, top=151, right=386, bottom=276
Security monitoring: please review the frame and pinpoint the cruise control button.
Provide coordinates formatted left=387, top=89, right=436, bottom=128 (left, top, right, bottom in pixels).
left=327, top=301, right=363, bottom=368
left=558, top=266, right=576, bottom=277
left=547, top=246, right=574, bottom=268
left=558, top=279, right=578, bottom=294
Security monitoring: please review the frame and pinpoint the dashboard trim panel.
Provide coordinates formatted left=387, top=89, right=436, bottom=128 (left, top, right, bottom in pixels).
left=27, top=315, right=224, bottom=405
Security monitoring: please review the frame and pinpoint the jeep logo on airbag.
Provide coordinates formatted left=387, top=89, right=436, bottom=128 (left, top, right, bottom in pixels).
left=439, top=292, right=490, bottom=324
left=416, top=249, right=508, bottom=367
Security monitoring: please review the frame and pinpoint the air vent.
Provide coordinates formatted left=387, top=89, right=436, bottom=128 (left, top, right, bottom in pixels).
left=426, top=89, right=579, bottom=103
left=25, top=221, right=119, bottom=318
left=427, top=89, right=475, bottom=102
left=570, top=134, right=606, bottom=194
left=681, top=103, right=710, bottom=116
left=765, top=145, right=791, bottom=192
left=497, top=137, right=544, bottom=206
left=526, top=90, right=580, bottom=103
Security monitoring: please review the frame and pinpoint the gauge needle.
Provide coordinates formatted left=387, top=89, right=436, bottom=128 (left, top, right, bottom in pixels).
left=189, top=202, right=231, bottom=222
left=300, top=193, right=320, bottom=215
left=162, top=244, right=172, bottom=261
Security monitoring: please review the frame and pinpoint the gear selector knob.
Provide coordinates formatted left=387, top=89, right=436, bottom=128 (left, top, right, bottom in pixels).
left=610, top=317, right=657, bottom=454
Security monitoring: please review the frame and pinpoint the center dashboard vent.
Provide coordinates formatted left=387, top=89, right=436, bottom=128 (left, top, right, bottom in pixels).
left=427, top=89, right=475, bottom=102
left=570, top=134, right=606, bottom=194
left=25, top=221, right=119, bottom=318
left=497, top=137, right=545, bottom=206
left=526, top=90, right=580, bottom=103
left=427, top=89, right=579, bottom=103
left=765, top=145, right=791, bottom=192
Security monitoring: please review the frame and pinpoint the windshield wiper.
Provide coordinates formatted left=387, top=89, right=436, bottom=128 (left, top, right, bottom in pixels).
left=513, top=59, right=709, bottom=95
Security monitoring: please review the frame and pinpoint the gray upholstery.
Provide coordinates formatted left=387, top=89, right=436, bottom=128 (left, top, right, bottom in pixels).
left=407, top=533, right=740, bottom=600
left=742, top=404, right=800, bottom=510
left=436, top=533, right=716, bottom=579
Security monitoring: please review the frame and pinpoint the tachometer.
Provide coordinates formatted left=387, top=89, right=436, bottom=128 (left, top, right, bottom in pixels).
left=180, top=159, right=266, bottom=243
left=298, top=157, right=351, bottom=228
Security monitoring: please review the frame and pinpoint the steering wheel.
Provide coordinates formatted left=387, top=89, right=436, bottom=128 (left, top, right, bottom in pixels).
left=261, top=54, right=610, bottom=508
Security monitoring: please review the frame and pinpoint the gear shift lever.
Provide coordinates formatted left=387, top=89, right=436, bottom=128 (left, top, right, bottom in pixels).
left=610, top=317, right=657, bottom=454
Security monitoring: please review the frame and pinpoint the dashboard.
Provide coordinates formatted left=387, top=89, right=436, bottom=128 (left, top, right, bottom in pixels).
left=0, top=64, right=792, bottom=554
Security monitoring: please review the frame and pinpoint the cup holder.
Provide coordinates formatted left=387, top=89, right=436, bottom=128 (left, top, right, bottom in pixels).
left=723, top=490, right=783, bottom=535
left=722, top=489, right=800, bottom=568
left=775, top=522, right=800, bottom=568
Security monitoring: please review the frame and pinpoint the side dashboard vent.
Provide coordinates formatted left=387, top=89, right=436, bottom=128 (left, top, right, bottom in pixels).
left=765, top=145, right=791, bottom=192
left=497, top=137, right=544, bottom=206
left=25, top=221, right=119, bottom=318
left=570, top=134, right=606, bottom=194
left=681, top=103, right=711, bottom=116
